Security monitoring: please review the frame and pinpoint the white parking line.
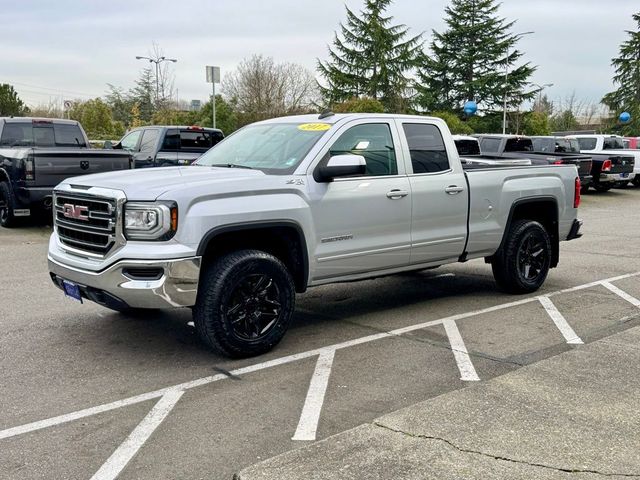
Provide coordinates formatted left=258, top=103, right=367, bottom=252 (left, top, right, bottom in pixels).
left=442, top=319, right=480, bottom=381
left=1, top=271, right=639, bottom=443
left=292, top=350, right=336, bottom=441
left=538, top=296, right=583, bottom=345
left=90, top=390, right=184, bottom=480
left=601, top=281, right=640, bottom=308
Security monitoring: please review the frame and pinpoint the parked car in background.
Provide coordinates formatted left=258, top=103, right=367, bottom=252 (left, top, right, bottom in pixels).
left=573, top=134, right=640, bottom=187
left=475, top=134, right=593, bottom=190
left=48, top=113, right=582, bottom=357
left=623, top=137, right=639, bottom=149
left=532, top=136, right=635, bottom=192
left=453, top=135, right=531, bottom=166
left=112, top=125, right=224, bottom=168
left=0, top=117, right=133, bottom=228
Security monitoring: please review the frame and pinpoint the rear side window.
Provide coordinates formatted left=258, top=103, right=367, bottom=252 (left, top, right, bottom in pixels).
left=479, top=138, right=501, bottom=153
left=577, top=138, right=597, bottom=150
left=403, top=123, right=450, bottom=173
left=161, top=129, right=222, bottom=151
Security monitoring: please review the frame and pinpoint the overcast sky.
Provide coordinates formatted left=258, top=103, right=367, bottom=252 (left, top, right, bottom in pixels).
left=3, top=0, right=637, bottom=110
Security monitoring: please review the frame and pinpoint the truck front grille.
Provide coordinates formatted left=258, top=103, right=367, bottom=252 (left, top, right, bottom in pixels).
left=54, top=193, right=118, bottom=256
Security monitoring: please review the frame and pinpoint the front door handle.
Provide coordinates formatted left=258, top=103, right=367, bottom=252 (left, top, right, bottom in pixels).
left=445, top=185, right=464, bottom=195
left=386, top=189, right=409, bottom=199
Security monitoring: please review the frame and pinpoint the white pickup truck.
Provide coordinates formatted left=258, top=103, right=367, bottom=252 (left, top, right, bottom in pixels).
left=572, top=134, right=640, bottom=187
left=48, top=114, right=582, bottom=357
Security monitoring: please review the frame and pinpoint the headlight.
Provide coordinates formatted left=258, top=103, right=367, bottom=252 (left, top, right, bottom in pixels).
left=124, top=202, right=178, bottom=240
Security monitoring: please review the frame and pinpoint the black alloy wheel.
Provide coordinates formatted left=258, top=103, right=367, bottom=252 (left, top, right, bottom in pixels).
left=224, top=273, right=282, bottom=341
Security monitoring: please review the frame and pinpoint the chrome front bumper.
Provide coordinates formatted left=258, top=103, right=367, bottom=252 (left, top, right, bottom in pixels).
left=48, top=256, right=201, bottom=309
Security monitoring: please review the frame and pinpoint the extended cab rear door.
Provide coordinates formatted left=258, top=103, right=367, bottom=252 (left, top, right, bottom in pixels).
left=395, top=120, right=468, bottom=264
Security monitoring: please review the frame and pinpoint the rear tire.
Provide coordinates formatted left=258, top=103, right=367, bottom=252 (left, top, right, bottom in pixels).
left=633, top=177, right=640, bottom=187
left=0, top=181, right=18, bottom=228
left=592, top=182, right=613, bottom=192
left=194, top=249, right=295, bottom=358
left=492, top=220, right=552, bottom=294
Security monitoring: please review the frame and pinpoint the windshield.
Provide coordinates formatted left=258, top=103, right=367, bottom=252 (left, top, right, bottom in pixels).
left=194, top=123, right=330, bottom=174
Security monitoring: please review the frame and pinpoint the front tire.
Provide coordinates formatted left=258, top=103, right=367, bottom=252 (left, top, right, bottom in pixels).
left=194, top=250, right=295, bottom=358
left=492, top=220, right=552, bottom=294
left=0, top=181, right=18, bottom=228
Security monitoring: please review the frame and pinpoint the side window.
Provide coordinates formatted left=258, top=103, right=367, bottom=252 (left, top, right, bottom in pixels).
left=120, top=130, right=142, bottom=151
left=162, top=129, right=180, bottom=150
left=180, top=130, right=214, bottom=149
left=329, top=123, right=397, bottom=176
left=480, top=138, right=501, bottom=152
left=403, top=123, right=450, bottom=173
left=139, top=129, right=160, bottom=154
left=0, top=123, right=33, bottom=146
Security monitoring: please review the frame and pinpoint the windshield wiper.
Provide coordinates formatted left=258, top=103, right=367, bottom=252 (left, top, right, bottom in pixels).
left=216, top=163, right=254, bottom=170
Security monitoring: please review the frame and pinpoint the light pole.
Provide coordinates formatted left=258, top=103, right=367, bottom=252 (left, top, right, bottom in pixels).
left=532, top=83, right=553, bottom=110
left=135, top=55, right=177, bottom=102
left=503, top=31, right=534, bottom=134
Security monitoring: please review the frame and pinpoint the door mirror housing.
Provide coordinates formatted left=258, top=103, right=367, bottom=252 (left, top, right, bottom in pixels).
left=315, top=154, right=366, bottom=182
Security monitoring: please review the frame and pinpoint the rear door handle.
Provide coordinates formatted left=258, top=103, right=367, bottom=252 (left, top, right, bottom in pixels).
left=386, top=189, right=409, bottom=199
left=445, top=185, right=464, bottom=195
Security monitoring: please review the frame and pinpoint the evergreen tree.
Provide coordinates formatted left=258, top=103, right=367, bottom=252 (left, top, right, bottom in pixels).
left=417, top=0, right=536, bottom=113
left=0, top=84, right=29, bottom=116
left=317, top=0, right=423, bottom=112
left=602, top=11, right=640, bottom=136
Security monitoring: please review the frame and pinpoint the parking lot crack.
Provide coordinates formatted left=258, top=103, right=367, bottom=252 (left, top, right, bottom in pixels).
left=373, top=421, right=640, bottom=478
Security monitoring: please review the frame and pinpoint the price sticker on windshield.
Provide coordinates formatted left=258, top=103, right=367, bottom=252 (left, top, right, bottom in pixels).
left=298, top=123, right=331, bottom=132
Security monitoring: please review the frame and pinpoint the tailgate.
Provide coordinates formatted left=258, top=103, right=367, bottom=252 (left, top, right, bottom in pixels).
left=609, top=155, right=634, bottom=174
left=31, top=149, right=131, bottom=187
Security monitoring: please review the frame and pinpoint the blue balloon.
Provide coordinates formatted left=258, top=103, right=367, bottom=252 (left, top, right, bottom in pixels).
left=619, top=111, right=631, bottom=123
left=463, top=100, right=477, bottom=116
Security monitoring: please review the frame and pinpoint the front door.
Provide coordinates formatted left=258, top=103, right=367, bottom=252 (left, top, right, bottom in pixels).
left=309, top=121, right=412, bottom=281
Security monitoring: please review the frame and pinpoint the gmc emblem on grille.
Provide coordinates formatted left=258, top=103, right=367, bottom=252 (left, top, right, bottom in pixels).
left=62, top=204, right=89, bottom=221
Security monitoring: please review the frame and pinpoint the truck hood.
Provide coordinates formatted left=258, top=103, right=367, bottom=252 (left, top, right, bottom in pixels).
left=60, top=166, right=268, bottom=200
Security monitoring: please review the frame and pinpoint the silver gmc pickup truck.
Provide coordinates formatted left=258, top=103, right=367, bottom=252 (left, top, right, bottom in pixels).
left=48, top=113, right=583, bottom=357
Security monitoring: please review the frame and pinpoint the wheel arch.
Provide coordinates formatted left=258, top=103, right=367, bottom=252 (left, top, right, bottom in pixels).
left=197, top=220, right=309, bottom=293
left=490, top=196, right=560, bottom=268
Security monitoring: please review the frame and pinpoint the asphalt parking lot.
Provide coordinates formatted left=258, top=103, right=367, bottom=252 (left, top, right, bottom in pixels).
left=1, top=188, right=640, bottom=480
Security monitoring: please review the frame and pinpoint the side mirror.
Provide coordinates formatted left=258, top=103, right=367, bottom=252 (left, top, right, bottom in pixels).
left=103, top=140, right=113, bottom=149
left=315, top=154, right=366, bottom=182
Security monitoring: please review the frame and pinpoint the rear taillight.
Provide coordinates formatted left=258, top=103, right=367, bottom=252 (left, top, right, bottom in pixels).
left=574, top=177, right=581, bottom=208
left=553, top=160, right=563, bottom=165
left=25, top=157, right=35, bottom=180
left=602, top=159, right=612, bottom=172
